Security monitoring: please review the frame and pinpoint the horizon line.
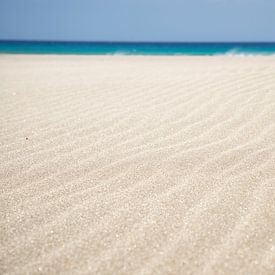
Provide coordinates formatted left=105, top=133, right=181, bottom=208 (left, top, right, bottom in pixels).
left=1, top=39, right=275, bottom=44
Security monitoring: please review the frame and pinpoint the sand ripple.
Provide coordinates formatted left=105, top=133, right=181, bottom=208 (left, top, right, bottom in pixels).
left=1, top=55, right=275, bottom=274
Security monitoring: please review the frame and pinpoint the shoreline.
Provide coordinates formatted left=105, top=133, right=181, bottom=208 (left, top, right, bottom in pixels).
left=1, top=52, right=275, bottom=57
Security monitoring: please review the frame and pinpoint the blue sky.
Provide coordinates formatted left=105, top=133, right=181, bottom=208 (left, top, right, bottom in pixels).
left=0, top=0, right=275, bottom=41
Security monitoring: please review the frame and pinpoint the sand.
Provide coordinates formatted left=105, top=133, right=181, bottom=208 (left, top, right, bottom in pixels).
left=0, top=54, right=275, bottom=274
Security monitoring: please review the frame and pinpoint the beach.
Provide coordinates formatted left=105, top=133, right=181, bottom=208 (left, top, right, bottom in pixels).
left=1, top=54, right=275, bottom=274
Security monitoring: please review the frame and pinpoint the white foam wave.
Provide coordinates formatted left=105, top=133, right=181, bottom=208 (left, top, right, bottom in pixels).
left=224, top=47, right=275, bottom=56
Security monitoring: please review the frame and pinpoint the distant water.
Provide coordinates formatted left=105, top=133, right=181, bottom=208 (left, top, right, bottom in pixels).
left=1, top=41, right=275, bottom=56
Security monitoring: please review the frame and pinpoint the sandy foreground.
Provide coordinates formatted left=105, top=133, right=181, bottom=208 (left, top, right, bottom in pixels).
left=0, top=54, right=275, bottom=274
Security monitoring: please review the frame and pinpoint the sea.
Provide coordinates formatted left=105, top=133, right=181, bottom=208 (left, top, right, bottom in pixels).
left=1, top=41, right=275, bottom=56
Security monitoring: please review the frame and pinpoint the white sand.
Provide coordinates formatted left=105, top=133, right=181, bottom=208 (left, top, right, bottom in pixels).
left=0, top=54, right=275, bottom=274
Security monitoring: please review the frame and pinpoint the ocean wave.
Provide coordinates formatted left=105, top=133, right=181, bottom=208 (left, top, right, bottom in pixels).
left=224, top=47, right=275, bottom=56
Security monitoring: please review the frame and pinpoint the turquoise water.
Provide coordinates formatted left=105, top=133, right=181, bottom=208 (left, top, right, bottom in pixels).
left=1, top=41, right=275, bottom=55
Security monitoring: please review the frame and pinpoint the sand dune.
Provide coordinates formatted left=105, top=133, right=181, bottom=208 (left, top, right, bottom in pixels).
left=0, top=55, right=275, bottom=274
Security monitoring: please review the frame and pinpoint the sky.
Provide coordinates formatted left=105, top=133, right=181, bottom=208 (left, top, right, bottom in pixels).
left=0, top=0, right=275, bottom=42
